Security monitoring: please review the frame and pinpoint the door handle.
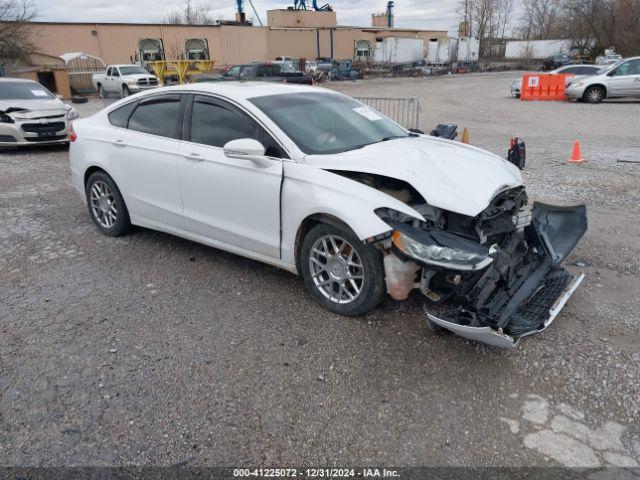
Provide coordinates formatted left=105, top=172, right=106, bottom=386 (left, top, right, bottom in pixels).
left=112, top=139, right=127, bottom=147
left=183, top=152, right=204, bottom=161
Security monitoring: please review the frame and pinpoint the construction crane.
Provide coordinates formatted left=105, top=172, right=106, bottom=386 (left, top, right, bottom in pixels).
left=385, top=1, right=394, bottom=27
left=293, top=0, right=333, bottom=11
left=236, top=0, right=263, bottom=25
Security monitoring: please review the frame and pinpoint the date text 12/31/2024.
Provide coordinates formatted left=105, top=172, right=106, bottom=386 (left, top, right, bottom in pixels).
left=233, top=468, right=400, bottom=478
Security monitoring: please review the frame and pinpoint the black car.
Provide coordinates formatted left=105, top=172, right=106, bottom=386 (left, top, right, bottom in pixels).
left=542, top=54, right=571, bottom=71
left=194, top=63, right=313, bottom=85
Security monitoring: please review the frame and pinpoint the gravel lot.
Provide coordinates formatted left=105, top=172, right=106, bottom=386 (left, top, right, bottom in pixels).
left=1, top=72, right=639, bottom=468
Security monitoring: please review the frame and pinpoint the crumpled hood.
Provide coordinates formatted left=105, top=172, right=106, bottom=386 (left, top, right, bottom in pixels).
left=305, top=135, right=523, bottom=217
left=0, top=98, right=71, bottom=119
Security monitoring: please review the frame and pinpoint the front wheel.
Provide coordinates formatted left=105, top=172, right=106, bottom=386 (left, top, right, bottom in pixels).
left=98, top=84, right=106, bottom=98
left=300, top=223, right=386, bottom=316
left=584, top=86, right=605, bottom=104
left=122, top=85, right=130, bottom=98
left=85, top=171, right=131, bottom=237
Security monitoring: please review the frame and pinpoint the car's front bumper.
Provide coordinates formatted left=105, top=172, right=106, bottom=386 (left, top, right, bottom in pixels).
left=426, top=272, right=584, bottom=349
left=565, top=84, right=587, bottom=100
left=0, top=120, right=71, bottom=147
left=128, top=84, right=159, bottom=92
left=420, top=203, right=588, bottom=349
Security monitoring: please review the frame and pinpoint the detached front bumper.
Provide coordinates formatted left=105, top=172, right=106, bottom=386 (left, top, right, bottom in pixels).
left=426, top=272, right=584, bottom=349
left=415, top=203, right=588, bottom=349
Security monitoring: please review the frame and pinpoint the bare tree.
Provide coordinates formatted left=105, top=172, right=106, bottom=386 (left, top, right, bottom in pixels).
left=517, top=0, right=563, bottom=40
left=164, top=0, right=215, bottom=25
left=0, top=0, right=36, bottom=62
left=457, top=0, right=515, bottom=58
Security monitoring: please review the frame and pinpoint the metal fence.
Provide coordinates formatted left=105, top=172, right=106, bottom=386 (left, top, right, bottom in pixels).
left=354, top=96, right=421, bottom=130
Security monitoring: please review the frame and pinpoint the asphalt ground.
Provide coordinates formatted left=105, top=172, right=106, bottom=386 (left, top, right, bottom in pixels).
left=1, top=73, right=639, bottom=469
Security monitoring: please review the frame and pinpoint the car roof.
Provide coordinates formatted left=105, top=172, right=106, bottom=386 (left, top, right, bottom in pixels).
left=0, top=77, right=39, bottom=84
left=151, top=82, right=323, bottom=100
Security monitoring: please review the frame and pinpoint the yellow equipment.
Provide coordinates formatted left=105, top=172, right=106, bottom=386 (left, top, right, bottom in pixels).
left=148, top=60, right=217, bottom=85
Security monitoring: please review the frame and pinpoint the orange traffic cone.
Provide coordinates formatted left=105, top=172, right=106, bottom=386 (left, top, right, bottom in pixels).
left=569, top=141, right=585, bottom=163
left=460, top=128, right=469, bottom=144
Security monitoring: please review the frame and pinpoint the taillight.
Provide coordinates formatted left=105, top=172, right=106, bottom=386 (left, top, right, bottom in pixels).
left=69, top=124, right=77, bottom=142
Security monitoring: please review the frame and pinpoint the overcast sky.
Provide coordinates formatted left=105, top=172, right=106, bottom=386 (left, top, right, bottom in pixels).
left=32, top=0, right=473, bottom=34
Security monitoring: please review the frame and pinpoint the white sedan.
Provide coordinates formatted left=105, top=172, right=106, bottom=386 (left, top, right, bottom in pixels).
left=69, top=83, right=587, bottom=348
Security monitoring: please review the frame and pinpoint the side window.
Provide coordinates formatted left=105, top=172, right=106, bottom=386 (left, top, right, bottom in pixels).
left=613, top=61, right=639, bottom=76
left=256, top=66, right=270, bottom=77
left=260, top=128, right=288, bottom=159
left=108, top=101, right=137, bottom=128
left=225, top=66, right=240, bottom=77
left=106, top=67, right=112, bottom=76
left=112, top=68, right=120, bottom=77
left=239, top=65, right=256, bottom=78
left=189, top=95, right=259, bottom=148
left=563, top=67, right=580, bottom=74
left=128, top=95, right=181, bottom=138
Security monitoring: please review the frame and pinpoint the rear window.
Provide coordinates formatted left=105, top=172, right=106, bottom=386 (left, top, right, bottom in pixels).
left=0, top=82, right=55, bottom=100
left=128, top=95, right=181, bottom=138
left=107, top=101, right=137, bottom=128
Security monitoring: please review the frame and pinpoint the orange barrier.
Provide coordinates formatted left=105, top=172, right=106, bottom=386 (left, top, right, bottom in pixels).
left=520, top=74, right=572, bottom=101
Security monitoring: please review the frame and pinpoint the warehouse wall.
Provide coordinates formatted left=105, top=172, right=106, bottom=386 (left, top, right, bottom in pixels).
left=22, top=22, right=448, bottom=67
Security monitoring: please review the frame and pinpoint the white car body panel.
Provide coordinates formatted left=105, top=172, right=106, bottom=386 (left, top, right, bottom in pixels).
left=69, top=82, right=523, bottom=274
left=305, top=136, right=522, bottom=218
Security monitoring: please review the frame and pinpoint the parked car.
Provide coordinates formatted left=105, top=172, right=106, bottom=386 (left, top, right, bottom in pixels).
left=198, top=63, right=313, bottom=85
left=69, top=83, right=587, bottom=349
left=0, top=77, right=78, bottom=147
left=92, top=65, right=159, bottom=98
left=511, top=64, right=601, bottom=98
left=596, top=51, right=623, bottom=66
left=542, top=54, right=571, bottom=71
left=566, top=56, right=640, bottom=103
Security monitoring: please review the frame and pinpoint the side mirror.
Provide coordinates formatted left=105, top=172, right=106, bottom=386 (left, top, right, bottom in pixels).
left=223, top=138, right=271, bottom=167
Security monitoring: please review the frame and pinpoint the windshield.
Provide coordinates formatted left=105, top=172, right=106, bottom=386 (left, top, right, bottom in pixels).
left=597, top=60, right=623, bottom=75
left=279, top=64, right=296, bottom=73
left=0, top=81, right=55, bottom=100
left=119, top=66, right=148, bottom=75
left=250, top=92, right=409, bottom=155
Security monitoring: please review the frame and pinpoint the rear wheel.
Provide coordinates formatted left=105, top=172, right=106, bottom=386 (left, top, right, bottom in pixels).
left=85, top=171, right=131, bottom=237
left=300, top=223, right=386, bottom=316
left=584, top=86, right=605, bottom=104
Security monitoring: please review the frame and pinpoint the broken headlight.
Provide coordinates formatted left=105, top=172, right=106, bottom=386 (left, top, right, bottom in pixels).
left=390, top=221, right=493, bottom=272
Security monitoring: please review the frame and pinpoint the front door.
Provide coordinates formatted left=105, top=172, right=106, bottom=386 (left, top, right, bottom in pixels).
left=178, top=94, right=284, bottom=258
left=607, top=59, right=640, bottom=97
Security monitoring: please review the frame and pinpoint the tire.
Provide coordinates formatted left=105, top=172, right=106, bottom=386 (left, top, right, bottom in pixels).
left=71, top=95, right=88, bottom=104
left=121, top=85, right=130, bottom=98
left=97, top=84, right=106, bottom=99
left=299, top=222, right=386, bottom=316
left=584, top=86, right=605, bottom=104
left=85, top=171, right=131, bottom=237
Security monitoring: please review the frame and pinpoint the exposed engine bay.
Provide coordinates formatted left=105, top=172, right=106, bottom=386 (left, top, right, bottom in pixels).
left=332, top=170, right=588, bottom=349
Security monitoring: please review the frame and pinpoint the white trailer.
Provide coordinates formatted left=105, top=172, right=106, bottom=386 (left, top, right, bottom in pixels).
left=457, top=37, right=479, bottom=63
left=505, top=40, right=572, bottom=60
left=373, top=37, right=424, bottom=64
left=427, top=37, right=456, bottom=65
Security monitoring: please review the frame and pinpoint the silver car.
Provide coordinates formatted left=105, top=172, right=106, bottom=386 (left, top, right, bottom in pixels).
left=511, top=64, right=601, bottom=98
left=566, top=57, right=640, bottom=103
left=0, top=78, right=79, bottom=147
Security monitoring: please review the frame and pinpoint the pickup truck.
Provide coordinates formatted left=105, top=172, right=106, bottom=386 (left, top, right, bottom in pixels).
left=92, top=65, right=159, bottom=98
left=193, top=62, right=313, bottom=85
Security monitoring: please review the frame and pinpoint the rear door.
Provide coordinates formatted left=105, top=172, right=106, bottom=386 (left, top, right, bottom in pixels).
left=107, top=93, right=186, bottom=228
left=178, top=94, right=284, bottom=257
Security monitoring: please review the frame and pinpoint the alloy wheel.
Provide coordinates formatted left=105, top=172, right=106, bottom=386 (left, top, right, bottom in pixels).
left=89, top=180, right=118, bottom=229
left=309, top=234, right=365, bottom=304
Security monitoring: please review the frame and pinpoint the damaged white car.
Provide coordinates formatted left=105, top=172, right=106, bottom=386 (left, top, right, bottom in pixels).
left=69, top=83, right=587, bottom=348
